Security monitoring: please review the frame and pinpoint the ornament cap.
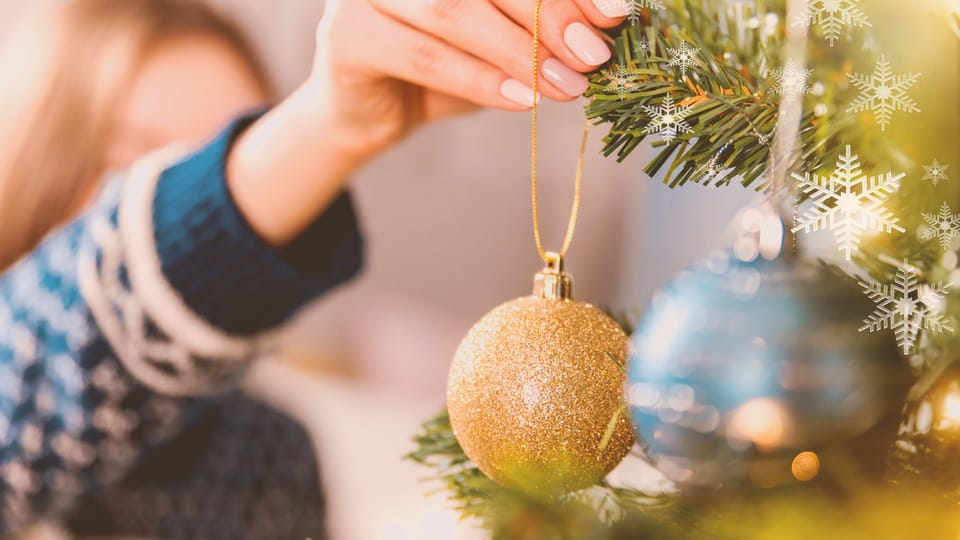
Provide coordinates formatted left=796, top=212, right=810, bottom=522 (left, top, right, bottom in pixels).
left=534, top=251, right=574, bottom=300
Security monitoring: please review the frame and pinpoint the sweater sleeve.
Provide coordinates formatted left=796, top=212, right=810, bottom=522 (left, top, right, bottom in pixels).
left=0, top=114, right=363, bottom=534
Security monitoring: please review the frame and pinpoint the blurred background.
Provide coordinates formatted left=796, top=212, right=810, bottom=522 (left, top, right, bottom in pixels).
left=0, top=1, right=755, bottom=538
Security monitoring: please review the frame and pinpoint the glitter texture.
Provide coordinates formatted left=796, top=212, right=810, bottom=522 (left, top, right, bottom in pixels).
left=447, top=295, right=634, bottom=492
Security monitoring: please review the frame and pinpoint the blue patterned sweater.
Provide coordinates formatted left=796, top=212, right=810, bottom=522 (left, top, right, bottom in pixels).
left=0, top=114, right=363, bottom=535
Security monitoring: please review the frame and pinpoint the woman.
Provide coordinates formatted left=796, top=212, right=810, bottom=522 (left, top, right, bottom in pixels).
left=0, top=2, right=320, bottom=537
left=0, top=0, right=627, bottom=536
left=0, top=0, right=271, bottom=270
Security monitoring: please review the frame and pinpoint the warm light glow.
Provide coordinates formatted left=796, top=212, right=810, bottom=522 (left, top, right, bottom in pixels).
left=734, top=236, right=760, bottom=262
left=759, top=212, right=785, bottom=260
left=666, top=384, right=696, bottom=412
left=727, top=398, right=788, bottom=449
left=950, top=0, right=960, bottom=39
left=644, top=299, right=687, bottom=361
left=733, top=236, right=760, bottom=262
left=791, top=451, right=820, bottom=482
left=741, top=208, right=764, bottom=232
left=940, top=387, right=960, bottom=429
left=627, top=382, right=661, bottom=408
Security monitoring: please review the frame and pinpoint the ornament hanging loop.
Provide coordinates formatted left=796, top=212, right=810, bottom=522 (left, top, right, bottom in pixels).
left=530, top=0, right=587, bottom=265
left=544, top=251, right=563, bottom=273
left=534, top=251, right=574, bottom=300
left=764, top=0, right=809, bottom=258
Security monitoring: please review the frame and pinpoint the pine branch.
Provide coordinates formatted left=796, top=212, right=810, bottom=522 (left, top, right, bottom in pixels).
left=406, top=408, right=673, bottom=537
left=585, top=2, right=850, bottom=189
left=408, top=408, right=960, bottom=540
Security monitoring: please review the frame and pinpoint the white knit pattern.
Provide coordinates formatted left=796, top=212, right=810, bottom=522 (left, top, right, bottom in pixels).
left=79, top=147, right=258, bottom=397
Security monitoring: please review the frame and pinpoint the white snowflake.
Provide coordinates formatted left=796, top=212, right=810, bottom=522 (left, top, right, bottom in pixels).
left=694, top=154, right=726, bottom=186
left=923, top=159, right=950, bottom=187
left=635, top=0, right=665, bottom=8
left=667, top=41, right=701, bottom=77
left=596, top=0, right=664, bottom=22
left=754, top=124, right=775, bottom=146
left=642, top=94, right=692, bottom=143
left=769, top=60, right=813, bottom=102
left=859, top=259, right=953, bottom=355
left=791, top=145, right=905, bottom=261
left=861, top=35, right=881, bottom=53
left=604, top=65, right=641, bottom=100
left=921, top=202, right=960, bottom=250
left=846, top=55, right=921, bottom=132
left=792, top=0, right=872, bottom=47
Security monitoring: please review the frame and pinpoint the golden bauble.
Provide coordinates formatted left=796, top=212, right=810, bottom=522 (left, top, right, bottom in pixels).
left=447, top=294, right=634, bottom=492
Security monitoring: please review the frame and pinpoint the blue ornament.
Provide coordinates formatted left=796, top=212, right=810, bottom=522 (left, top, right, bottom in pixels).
left=627, top=251, right=908, bottom=491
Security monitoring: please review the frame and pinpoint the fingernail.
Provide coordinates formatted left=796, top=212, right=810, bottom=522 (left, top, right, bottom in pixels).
left=564, top=22, right=612, bottom=65
left=593, top=0, right=630, bottom=17
left=500, top=79, right=539, bottom=107
left=542, top=58, right=589, bottom=97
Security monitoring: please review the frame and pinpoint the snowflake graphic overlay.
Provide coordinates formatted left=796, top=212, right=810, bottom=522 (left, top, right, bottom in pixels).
left=791, top=145, right=905, bottom=261
left=693, top=145, right=731, bottom=186
left=603, top=65, right=641, bottom=100
left=792, top=0, right=872, bottom=47
left=923, top=159, right=950, bottom=187
left=859, top=259, right=953, bottom=355
left=769, top=60, right=813, bottom=102
left=846, top=55, right=921, bottom=132
left=597, top=0, right=664, bottom=23
left=921, top=202, right=960, bottom=251
left=694, top=154, right=726, bottom=186
left=667, top=42, right=701, bottom=78
left=754, top=123, right=775, bottom=146
left=642, top=94, right=692, bottom=143
left=629, top=0, right=664, bottom=22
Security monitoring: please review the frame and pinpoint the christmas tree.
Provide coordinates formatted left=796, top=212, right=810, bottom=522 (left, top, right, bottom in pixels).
left=411, top=1, right=960, bottom=537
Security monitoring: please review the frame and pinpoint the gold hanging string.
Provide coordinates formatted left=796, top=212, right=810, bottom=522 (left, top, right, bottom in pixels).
left=531, top=0, right=590, bottom=263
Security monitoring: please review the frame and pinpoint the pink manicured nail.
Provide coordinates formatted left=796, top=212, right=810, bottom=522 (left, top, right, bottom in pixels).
left=542, top=58, right=589, bottom=97
left=564, top=22, right=611, bottom=66
left=593, top=0, right=630, bottom=17
left=500, top=79, right=539, bottom=107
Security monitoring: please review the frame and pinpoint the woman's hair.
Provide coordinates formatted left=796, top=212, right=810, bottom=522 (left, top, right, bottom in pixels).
left=0, top=0, right=270, bottom=270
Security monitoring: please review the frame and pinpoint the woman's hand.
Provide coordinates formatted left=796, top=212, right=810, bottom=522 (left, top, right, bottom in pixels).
left=312, top=0, right=628, bottom=153
left=227, top=0, right=627, bottom=246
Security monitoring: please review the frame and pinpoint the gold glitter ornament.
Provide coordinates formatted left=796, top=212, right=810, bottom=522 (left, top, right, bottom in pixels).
left=447, top=253, right=634, bottom=492
left=445, top=0, right=631, bottom=492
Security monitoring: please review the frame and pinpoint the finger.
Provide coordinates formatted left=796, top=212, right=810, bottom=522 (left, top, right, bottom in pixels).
left=492, top=0, right=613, bottom=72
left=368, top=19, right=539, bottom=110
left=372, top=0, right=588, bottom=100
left=423, top=90, right=483, bottom=120
left=571, top=0, right=631, bottom=26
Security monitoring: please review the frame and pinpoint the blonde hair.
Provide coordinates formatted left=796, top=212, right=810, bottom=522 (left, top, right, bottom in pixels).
left=0, top=0, right=269, bottom=270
